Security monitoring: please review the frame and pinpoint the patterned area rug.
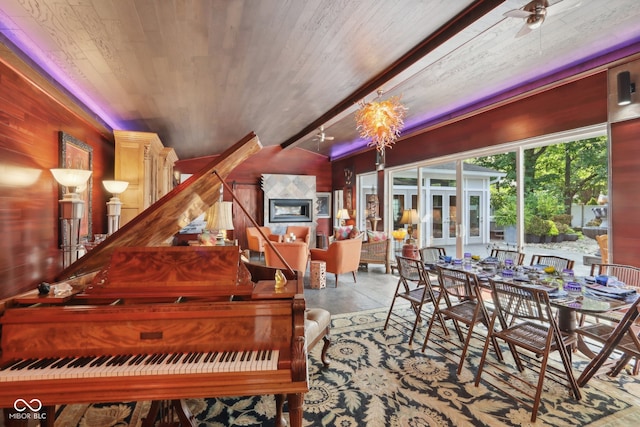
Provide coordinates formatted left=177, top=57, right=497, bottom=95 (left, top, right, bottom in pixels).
left=56, top=307, right=640, bottom=426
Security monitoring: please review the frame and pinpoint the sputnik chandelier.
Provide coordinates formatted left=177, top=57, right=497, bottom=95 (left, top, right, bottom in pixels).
left=355, top=89, right=408, bottom=152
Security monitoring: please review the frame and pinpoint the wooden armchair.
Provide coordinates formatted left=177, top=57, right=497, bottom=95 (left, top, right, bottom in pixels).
left=246, top=226, right=281, bottom=260
left=310, top=236, right=363, bottom=287
left=360, top=237, right=391, bottom=274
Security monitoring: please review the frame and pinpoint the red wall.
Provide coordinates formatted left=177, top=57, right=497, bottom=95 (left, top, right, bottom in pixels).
left=610, top=117, right=640, bottom=265
left=0, top=60, right=113, bottom=299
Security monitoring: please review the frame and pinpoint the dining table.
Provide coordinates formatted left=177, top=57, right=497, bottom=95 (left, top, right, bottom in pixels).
left=433, top=259, right=637, bottom=358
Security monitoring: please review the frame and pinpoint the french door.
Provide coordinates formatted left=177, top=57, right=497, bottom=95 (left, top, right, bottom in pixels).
left=431, top=191, right=456, bottom=246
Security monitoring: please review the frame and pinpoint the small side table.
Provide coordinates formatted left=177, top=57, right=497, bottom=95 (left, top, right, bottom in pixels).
left=310, top=260, right=326, bottom=289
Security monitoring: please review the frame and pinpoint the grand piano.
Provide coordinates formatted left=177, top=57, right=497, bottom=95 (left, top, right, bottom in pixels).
left=0, top=133, right=308, bottom=427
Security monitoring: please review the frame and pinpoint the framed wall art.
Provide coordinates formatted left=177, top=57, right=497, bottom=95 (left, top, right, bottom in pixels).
left=316, top=192, right=331, bottom=218
left=59, top=131, right=93, bottom=240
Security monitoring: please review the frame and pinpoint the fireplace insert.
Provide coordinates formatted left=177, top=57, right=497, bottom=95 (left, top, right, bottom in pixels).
left=269, top=199, right=313, bottom=223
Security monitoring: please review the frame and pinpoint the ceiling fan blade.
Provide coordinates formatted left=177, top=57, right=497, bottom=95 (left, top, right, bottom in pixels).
left=504, top=9, right=532, bottom=18
left=515, top=23, right=533, bottom=38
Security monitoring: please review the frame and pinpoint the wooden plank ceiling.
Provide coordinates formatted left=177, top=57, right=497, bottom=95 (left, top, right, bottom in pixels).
left=0, top=0, right=639, bottom=160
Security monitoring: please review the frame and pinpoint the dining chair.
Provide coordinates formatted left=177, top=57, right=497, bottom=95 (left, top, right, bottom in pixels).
left=529, top=254, right=574, bottom=271
left=418, top=246, right=446, bottom=275
left=581, top=264, right=640, bottom=327
left=489, top=248, right=525, bottom=265
left=384, top=256, right=445, bottom=345
left=422, top=265, right=503, bottom=374
left=583, top=263, right=640, bottom=373
left=474, top=279, right=582, bottom=422
left=576, top=296, right=640, bottom=386
left=590, top=263, right=640, bottom=290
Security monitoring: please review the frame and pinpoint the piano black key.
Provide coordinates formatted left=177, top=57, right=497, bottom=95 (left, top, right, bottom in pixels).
left=52, top=356, right=75, bottom=369
left=1, top=359, right=23, bottom=370
left=11, top=358, right=38, bottom=370
left=90, top=355, right=108, bottom=367
left=128, top=354, right=144, bottom=365
left=34, top=357, right=59, bottom=370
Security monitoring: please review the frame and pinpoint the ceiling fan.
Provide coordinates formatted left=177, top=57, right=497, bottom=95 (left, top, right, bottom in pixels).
left=312, top=126, right=334, bottom=150
left=504, top=0, right=581, bottom=38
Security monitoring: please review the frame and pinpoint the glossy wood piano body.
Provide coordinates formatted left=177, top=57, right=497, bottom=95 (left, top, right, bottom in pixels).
left=1, top=247, right=308, bottom=427
left=0, top=133, right=309, bottom=427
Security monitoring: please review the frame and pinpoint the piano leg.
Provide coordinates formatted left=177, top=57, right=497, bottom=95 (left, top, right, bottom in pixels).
left=287, top=393, right=304, bottom=427
left=143, top=400, right=196, bottom=427
left=275, top=394, right=285, bottom=427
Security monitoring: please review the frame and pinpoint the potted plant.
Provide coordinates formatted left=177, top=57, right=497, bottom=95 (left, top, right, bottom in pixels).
left=546, top=220, right=558, bottom=243
left=554, top=222, right=570, bottom=242
left=564, top=227, right=580, bottom=241
left=525, top=215, right=548, bottom=243
left=493, top=200, right=517, bottom=243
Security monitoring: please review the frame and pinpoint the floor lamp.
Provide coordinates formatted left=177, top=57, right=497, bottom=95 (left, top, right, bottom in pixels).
left=50, top=168, right=92, bottom=268
left=103, top=180, right=129, bottom=235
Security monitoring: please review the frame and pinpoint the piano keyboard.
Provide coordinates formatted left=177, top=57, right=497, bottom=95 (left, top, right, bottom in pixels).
left=0, top=349, right=279, bottom=382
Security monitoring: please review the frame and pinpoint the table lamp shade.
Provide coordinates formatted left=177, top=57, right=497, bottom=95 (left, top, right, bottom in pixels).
left=206, top=201, right=234, bottom=231
left=400, top=209, right=419, bottom=225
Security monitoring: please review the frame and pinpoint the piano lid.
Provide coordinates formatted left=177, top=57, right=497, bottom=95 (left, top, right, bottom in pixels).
left=57, top=132, right=262, bottom=281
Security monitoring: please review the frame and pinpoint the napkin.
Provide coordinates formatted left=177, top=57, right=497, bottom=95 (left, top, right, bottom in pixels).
left=585, top=284, right=636, bottom=300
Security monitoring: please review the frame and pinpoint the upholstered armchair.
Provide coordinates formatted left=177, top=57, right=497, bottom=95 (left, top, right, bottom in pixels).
left=310, top=236, right=363, bottom=287
left=265, top=241, right=309, bottom=274
left=246, top=226, right=281, bottom=260
left=285, top=226, right=311, bottom=245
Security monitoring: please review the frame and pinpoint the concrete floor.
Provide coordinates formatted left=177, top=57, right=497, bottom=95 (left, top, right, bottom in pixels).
left=303, top=264, right=396, bottom=315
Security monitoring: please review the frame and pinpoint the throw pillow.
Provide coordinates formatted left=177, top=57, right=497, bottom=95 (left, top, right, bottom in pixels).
left=334, top=225, right=353, bottom=241
left=366, top=230, right=388, bottom=242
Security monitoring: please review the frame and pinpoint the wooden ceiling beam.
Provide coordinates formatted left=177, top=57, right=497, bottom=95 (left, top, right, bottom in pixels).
left=280, top=0, right=506, bottom=151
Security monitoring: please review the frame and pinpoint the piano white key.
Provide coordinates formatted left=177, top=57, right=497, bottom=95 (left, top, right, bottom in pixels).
left=0, top=348, right=280, bottom=382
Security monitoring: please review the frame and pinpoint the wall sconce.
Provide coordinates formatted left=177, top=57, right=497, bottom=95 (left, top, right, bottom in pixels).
left=50, top=168, right=92, bottom=268
left=617, top=71, right=636, bottom=106
left=400, top=208, right=419, bottom=243
left=336, top=209, right=350, bottom=226
left=103, top=180, right=129, bottom=235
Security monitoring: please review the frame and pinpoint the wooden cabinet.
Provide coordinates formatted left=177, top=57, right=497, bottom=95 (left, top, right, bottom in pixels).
left=114, top=130, right=178, bottom=226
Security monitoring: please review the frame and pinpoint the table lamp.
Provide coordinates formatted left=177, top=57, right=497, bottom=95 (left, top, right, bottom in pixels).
left=336, top=209, right=350, bottom=226
left=206, top=200, right=235, bottom=244
left=400, top=208, right=419, bottom=243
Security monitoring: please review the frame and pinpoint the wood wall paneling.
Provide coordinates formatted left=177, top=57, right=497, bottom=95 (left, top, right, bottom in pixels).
left=0, top=60, right=113, bottom=299
left=609, top=118, right=640, bottom=266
